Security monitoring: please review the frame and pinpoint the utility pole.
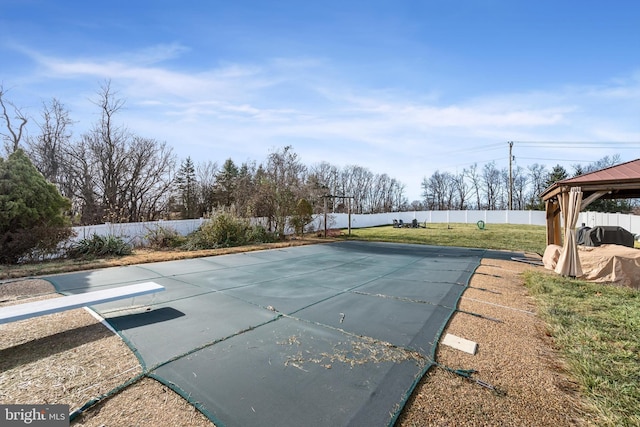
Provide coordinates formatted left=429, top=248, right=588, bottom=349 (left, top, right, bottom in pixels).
left=508, top=141, right=515, bottom=210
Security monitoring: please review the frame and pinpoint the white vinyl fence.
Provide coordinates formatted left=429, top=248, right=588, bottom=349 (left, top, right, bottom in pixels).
left=71, top=219, right=207, bottom=246
left=70, top=210, right=640, bottom=245
left=579, top=211, right=640, bottom=235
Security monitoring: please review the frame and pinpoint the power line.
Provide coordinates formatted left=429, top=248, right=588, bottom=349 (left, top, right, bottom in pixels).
left=517, top=156, right=596, bottom=163
left=515, top=141, right=640, bottom=149
left=445, top=142, right=505, bottom=155
left=513, top=141, right=640, bottom=145
left=519, top=145, right=638, bottom=150
left=428, top=139, right=637, bottom=174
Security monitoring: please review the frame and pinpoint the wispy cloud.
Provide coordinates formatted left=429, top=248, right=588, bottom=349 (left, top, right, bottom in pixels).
left=123, top=43, right=191, bottom=65
left=21, top=43, right=638, bottom=136
left=4, top=42, right=639, bottom=199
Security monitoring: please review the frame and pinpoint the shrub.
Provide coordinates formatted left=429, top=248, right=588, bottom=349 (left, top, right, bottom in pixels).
left=246, top=224, right=277, bottom=244
left=1, top=226, right=75, bottom=263
left=145, top=225, right=185, bottom=249
left=0, top=150, right=72, bottom=263
left=67, top=234, right=133, bottom=259
left=290, top=198, right=314, bottom=236
left=183, top=212, right=276, bottom=250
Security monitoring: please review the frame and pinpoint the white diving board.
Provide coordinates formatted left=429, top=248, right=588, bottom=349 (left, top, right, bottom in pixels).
left=0, top=281, right=164, bottom=325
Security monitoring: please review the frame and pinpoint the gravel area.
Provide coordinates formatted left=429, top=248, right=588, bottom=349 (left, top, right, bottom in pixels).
left=397, top=257, right=585, bottom=426
left=0, top=256, right=586, bottom=426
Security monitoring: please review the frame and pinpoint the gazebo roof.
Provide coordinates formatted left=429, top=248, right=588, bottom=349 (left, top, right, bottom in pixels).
left=541, top=158, right=640, bottom=202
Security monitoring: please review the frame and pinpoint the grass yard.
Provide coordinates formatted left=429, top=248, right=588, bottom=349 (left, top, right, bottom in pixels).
left=344, top=222, right=547, bottom=255
left=524, top=272, right=640, bottom=427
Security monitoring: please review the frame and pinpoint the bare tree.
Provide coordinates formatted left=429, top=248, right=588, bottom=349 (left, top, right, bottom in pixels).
left=309, top=161, right=339, bottom=211
left=27, top=98, right=73, bottom=186
left=0, top=85, right=28, bottom=153
left=340, top=165, right=372, bottom=214
left=525, top=163, right=548, bottom=209
left=452, top=171, right=468, bottom=210
left=122, top=137, right=175, bottom=222
left=409, top=200, right=425, bottom=211
left=482, top=162, right=501, bottom=210
left=306, top=161, right=408, bottom=214
left=60, top=81, right=175, bottom=224
left=498, top=168, right=509, bottom=210
left=392, top=180, right=407, bottom=211
left=464, top=163, right=482, bottom=209
left=196, top=160, right=219, bottom=216
left=422, top=171, right=456, bottom=210
left=368, top=173, right=389, bottom=213
left=263, top=146, right=306, bottom=236
left=64, top=137, right=102, bottom=224
left=511, top=165, right=528, bottom=210
left=305, top=169, right=330, bottom=214
left=581, top=154, right=621, bottom=173
left=85, top=81, right=130, bottom=221
left=368, top=173, right=402, bottom=213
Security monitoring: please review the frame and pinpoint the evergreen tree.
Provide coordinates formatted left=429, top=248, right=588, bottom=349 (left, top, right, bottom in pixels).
left=0, top=149, right=72, bottom=263
left=545, top=164, right=569, bottom=188
left=215, top=158, right=239, bottom=208
left=174, top=157, right=198, bottom=219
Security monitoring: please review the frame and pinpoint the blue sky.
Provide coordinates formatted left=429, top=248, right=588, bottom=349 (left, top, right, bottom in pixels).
left=1, top=0, right=639, bottom=201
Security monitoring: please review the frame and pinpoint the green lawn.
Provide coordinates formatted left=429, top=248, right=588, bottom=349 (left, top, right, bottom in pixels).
left=345, top=223, right=640, bottom=426
left=524, top=272, right=640, bottom=426
left=344, top=222, right=547, bottom=255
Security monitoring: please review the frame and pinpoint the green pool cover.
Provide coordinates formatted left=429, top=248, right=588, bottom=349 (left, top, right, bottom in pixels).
left=44, top=241, right=518, bottom=426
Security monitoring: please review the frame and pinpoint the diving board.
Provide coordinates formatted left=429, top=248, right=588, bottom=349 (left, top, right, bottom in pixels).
left=0, top=282, right=164, bottom=325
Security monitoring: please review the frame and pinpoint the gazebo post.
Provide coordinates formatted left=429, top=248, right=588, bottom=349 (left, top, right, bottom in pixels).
left=545, top=199, right=562, bottom=246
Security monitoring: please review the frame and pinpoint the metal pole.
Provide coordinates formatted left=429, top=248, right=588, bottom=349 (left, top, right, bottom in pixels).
left=348, top=197, right=352, bottom=236
left=508, top=141, right=513, bottom=210
left=323, top=196, right=327, bottom=238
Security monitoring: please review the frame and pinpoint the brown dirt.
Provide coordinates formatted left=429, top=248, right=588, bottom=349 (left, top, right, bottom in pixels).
left=0, top=251, right=587, bottom=426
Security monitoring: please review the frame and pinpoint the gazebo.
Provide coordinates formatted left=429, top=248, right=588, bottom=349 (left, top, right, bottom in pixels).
left=540, top=158, right=640, bottom=276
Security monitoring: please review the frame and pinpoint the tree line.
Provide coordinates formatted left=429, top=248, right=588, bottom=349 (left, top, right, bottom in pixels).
left=1, top=82, right=406, bottom=229
left=1, top=82, right=635, bottom=231
left=419, top=155, right=636, bottom=213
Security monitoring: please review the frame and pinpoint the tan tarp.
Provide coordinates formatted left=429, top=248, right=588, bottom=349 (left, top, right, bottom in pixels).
left=543, top=244, right=562, bottom=270
left=578, top=245, right=640, bottom=289
left=554, top=187, right=583, bottom=277
left=543, top=244, right=640, bottom=289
